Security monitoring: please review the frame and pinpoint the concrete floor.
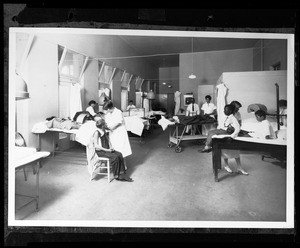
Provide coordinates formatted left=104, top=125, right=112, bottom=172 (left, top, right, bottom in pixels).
left=14, top=126, right=287, bottom=223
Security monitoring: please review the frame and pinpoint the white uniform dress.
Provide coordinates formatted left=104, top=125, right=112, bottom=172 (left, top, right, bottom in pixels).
left=174, top=91, right=181, bottom=115
left=104, top=107, right=132, bottom=158
left=222, top=112, right=241, bottom=159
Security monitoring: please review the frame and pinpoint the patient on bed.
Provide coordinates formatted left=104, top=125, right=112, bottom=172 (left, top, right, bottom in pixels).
left=45, top=116, right=81, bottom=130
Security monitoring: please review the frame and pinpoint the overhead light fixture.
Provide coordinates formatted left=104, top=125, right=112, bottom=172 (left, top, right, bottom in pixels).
left=188, top=37, right=196, bottom=80
left=15, top=73, right=30, bottom=100
left=162, top=82, right=166, bottom=85
left=168, top=85, right=172, bottom=88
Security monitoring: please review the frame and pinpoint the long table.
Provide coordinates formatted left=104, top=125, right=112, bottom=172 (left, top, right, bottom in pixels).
left=212, top=136, right=287, bottom=182
left=14, top=148, right=50, bottom=212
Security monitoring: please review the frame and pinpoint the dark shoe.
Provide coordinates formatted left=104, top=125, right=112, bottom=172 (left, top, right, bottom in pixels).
left=116, top=177, right=134, bottom=182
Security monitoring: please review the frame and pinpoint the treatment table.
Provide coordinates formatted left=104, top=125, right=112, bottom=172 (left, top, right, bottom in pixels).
left=212, top=136, right=287, bottom=182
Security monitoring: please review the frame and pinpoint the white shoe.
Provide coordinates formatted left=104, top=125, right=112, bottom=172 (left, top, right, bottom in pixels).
left=224, top=166, right=233, bottom=173
left=237, top=169, right=249, bottom=175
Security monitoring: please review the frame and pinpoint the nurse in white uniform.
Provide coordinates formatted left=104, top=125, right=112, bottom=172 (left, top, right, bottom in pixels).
left=103, top=100, right=132, bottom=158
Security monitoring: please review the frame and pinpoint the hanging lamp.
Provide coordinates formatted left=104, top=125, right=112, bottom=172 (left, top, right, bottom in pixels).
left=15, top=73, right=30, bottom=100
left=188, top=37, right=196, bottom=79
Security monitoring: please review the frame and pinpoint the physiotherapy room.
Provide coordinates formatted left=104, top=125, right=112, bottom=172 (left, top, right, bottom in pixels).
left=9, top=27, right=294, bottom=230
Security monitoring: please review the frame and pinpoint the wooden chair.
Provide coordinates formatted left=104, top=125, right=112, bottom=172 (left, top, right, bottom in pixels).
left=90, top=157, right=111, bottom=183
left=86, top=144, right=112, bottom=183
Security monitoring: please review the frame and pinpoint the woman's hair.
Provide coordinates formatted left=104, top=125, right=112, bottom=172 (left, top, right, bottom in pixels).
left=205, top=95, right=211, bottom=100
left=224, top=104, right=235, bottom=115
left=230, top=101, right=242, bottom=113
left=88, top=100, right=96, bottom=106
left=255, top=109, right=267, bottom=118
left=95, top=118, right=106, bottom=129
left=230, top=100, right=242, bottom=108
left=103, top=100, right=114, bottom=110
left=46, top=116, right=56, bottom=121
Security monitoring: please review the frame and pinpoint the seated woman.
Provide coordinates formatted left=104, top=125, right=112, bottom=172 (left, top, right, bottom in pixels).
left=45, top=116, right=81, bottom=129
left=89, top=118, right=133, bottom=182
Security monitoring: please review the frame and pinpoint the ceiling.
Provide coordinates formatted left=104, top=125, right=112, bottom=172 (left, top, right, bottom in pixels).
left=35, top=32, right=260, bottom=68
left=118, top=35, right=260, bottom=67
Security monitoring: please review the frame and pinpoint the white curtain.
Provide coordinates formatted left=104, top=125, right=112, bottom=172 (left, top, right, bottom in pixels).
left=69, top=83, right=82, bottom=119
left=216, top=83, right=227, bottom=129
left=174, top=91, right=181, bottom=115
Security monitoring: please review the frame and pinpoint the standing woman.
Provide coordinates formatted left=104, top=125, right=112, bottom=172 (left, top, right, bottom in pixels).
left=103, top=100, right=132, bottom=159
left=87, top=118, right=133, bottom=182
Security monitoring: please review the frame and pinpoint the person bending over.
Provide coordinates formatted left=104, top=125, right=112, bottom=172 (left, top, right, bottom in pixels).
left=92, top=118, right=133, bottom=182
left=200, top=104, right=240, bottom=153
left=103, top=100, right=132, bottom=159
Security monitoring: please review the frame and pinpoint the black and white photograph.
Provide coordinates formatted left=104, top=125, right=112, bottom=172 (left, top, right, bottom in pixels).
left=4, top=6, right=297, bottom=245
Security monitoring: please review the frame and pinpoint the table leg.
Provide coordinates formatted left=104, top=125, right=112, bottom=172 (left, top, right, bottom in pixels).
left=212, top=144, right=221, bottom=182
left=35, top=161, right=40, bottom=211
left=52, top=132, right=55, bottom=157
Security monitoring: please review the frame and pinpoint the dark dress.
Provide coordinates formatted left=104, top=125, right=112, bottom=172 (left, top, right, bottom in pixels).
left=95, top=131, right=126, bottom=177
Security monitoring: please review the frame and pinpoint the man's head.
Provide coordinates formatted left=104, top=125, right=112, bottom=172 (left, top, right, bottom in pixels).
left=205, top=95, right=211, bottom=103
left=255, top=110, right=267, bottom=122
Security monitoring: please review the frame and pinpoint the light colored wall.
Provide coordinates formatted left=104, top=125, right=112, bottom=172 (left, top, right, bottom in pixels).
left=83, top=60, right=98, bottom=110
left=35, top=33, right=158, bottom=104
left=159, top=67, right=179, bottom=94
left=22, top=37, right=59, bottom=149
left=223, top=70, right=287, bottom=119
left=179, top=48, right=254, bottom=105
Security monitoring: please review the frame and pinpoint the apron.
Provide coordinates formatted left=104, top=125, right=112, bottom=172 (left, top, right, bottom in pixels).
left=104, top=108, right=132, bottom=157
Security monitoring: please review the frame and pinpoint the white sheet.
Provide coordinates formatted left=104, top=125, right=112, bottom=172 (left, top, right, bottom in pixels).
left=123, top=116, right=147, bottom=136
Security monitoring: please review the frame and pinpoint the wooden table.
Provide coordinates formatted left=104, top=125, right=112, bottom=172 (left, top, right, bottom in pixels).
left=212, top=136, right=287, bottom=182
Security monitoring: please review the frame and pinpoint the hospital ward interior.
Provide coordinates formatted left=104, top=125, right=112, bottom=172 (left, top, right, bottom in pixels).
left=9, top=29, right=292, bottom=224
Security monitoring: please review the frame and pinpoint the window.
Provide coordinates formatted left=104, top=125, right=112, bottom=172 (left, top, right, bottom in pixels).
left=58, top=46, right=85, bottom=83
left=58, top=46, right=85, bottom=118
left=99, top=64, right=114, bottom=84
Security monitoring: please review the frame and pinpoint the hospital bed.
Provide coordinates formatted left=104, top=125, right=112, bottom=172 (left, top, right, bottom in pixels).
left=160, top=115, right=217, bottom=153
left=211, top=135, right=286, bottom=182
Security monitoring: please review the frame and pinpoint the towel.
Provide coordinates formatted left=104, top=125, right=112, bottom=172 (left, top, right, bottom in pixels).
left=158, top=116, right=176, bottom=131
left=75, top=121, right=98, bottom=146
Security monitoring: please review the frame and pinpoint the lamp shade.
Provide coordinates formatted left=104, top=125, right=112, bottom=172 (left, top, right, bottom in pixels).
left=188, top=73, right=196, bottom=79
left=15, top=74, right=29, bottom=100
left=147, top=90, right=155, bottom=100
